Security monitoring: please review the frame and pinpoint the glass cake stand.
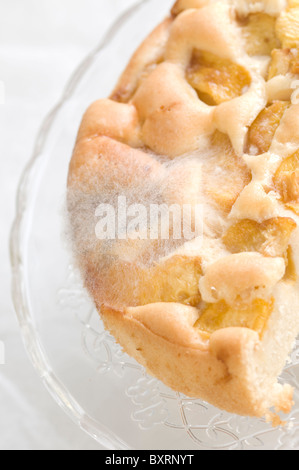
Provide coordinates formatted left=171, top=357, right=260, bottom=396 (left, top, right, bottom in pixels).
left=10, top=0, right=299, bottom=450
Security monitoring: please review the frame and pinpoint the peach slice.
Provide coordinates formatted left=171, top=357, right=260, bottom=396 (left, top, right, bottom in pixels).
left=186, top=50, right=251, bottom=106
left=222, top=217, right=297, bottom=257
left=195, top=298, right=274, bottom=339
left=138, top=255, right=202, bottom=307
left=276, top=7, right=299, bottom=48
left=246, top=101, right=289, bottom=155
left=268, top=48, right=299, bottom=80
left=274, top=149, right=299, bottom=214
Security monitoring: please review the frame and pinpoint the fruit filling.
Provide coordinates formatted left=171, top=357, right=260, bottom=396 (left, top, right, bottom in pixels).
left=186, top=50, right=251, bottom=106
left=276, top=6, right=299, bottom=48
left=222, top=217, right=296, bottom=257
left=246, top=101, right=289, bottom=155
left=238, top=13, right=280, bottom=56
left=195, top=297, right=274, bottom=339
left=274, top=149, right=299, bottom=215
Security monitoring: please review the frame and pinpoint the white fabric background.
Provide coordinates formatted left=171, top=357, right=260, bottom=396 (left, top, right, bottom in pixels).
left=0, top=0, right=136, bottom=450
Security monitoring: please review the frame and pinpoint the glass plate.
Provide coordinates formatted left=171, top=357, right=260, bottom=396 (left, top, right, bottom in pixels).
left=10, top=0, right=299, bottom=450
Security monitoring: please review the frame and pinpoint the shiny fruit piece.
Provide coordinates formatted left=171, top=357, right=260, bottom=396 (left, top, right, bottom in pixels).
left=138, top=255, right=202, bottom=307
left=222, top=217, right=297, bottom=257
left=268, top=48, right=299, bottom=79
left=284, top=246, right=297, bottom=283
left=246, top=101, right=289, bottom=155
left=195, top=297, right=274, bottom=338
left=186, top=50, right=251, bottom=106
left=274, top=149, right=299, bottom=214
left=276, top=7, right=299, bottom=48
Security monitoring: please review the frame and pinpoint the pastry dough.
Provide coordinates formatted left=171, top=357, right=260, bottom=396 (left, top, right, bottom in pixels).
left=67, top=0, right=299, bottom=422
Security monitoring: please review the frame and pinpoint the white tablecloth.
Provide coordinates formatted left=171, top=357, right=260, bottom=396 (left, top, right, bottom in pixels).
left=0, top=0, right=136, bottom=450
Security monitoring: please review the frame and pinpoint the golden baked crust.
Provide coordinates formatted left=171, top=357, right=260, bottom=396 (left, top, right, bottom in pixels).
left=67, top=0, right=299, bottom=421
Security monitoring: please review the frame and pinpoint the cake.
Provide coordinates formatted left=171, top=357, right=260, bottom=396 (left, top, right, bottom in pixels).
left=67, top=0, right=299, bottom=423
